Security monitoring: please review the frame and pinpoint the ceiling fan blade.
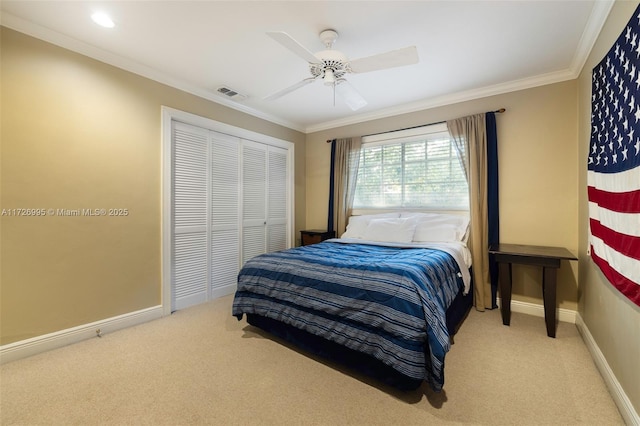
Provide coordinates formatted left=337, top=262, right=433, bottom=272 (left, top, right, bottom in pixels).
left=264, top=77, right=316, bottom=101
left=335, top=79, right=367, bottom=111
left=267, top=31, right=320, bottom=64
left=349, top=46, right=419, bottom=73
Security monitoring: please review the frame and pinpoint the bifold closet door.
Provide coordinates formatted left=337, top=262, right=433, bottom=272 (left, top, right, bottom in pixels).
left=170, top=119, right=290, bottom=311
left=242, top=141, right=267, bottom=264
left=267, top=146, right=288, bottom=253
left=241, top=142, right=289, bottom=264
left=210, top=132, right=240, bottom=297
left=172, top=122, right=209, bottom=311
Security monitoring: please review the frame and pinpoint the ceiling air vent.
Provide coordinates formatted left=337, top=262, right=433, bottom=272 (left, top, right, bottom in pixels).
left=216, top=86, right=247, bottom=101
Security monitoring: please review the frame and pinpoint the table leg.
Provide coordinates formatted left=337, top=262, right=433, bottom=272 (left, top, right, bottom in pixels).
left=498, top=262, right=512, bottom=326
left=542, top=267, right=557, bottom=338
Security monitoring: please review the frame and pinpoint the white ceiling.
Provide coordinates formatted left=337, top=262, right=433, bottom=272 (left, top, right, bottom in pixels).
left=1, top=1, right=613, bottom=133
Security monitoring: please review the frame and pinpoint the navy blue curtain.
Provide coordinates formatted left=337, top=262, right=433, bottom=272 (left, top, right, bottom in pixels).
left=327, top=139, right=336, bottom=233
left=486, top=112, right=500, bottom=309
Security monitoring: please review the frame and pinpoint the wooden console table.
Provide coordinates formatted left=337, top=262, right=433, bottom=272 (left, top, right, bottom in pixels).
left=489, top=244, right=577, bottom=338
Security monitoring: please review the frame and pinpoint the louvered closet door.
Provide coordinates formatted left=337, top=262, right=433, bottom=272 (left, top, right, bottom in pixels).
left=169, top=115, right=291, bottom=312
left=242, top=141, right=267, bottom=264
left=172, top=122, right=209, bottom=311
left=210, top=132, right=240, bottom=297
left=267, top=146, right=288, bottom=252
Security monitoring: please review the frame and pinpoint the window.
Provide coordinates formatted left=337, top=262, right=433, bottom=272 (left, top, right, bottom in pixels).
left=353, top=123, right=468, bottom=210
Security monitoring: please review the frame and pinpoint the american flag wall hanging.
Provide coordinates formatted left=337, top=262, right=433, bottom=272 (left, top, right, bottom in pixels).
left=588, top=3, right=640, bottom=307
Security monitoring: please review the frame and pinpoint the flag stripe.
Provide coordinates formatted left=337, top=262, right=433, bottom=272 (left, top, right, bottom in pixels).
left=587, top=186, right=640, bottom=213
left=589, top=218, right=640, bottom=260
left=587, top=167, right=640, bottom=193
left=590, top=246, right=640, bottom=305
left=588, top=202, right=640, bottom=237
left=590, top=237, right=640, bottom=284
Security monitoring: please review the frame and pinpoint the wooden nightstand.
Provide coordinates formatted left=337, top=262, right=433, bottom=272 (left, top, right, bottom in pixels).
left=489, top=243, right=577, bottom=338
left=300, top=230, right=336, bottom=246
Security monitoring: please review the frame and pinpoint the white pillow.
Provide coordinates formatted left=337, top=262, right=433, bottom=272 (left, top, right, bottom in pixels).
left=413, top=223, right=460, bottom=242
left=409, top=213, right=470, bottom=243
left=340, top=213, right=400, bottom=239
left=361, top=217, right=417, bottom=243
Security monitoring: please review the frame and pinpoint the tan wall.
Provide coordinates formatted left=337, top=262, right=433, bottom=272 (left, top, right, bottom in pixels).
left=0, top=28, right=306, bottom=345
left=577, top=1, right=640, bottom=415
left=306, top=81, right=579, bottom=310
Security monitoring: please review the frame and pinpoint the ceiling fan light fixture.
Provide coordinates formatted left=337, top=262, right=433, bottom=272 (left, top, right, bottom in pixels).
left=323, top=69, right=336, bottom=86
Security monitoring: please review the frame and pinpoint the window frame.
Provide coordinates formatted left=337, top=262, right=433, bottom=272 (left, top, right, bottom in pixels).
left=353, top=123, right=469, bottom=212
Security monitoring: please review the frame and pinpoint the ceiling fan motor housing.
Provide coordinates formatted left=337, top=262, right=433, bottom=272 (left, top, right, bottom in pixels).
left=310, top=49, right=349, bottom=79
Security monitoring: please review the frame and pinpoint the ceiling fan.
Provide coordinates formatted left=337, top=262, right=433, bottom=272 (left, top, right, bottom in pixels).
left=264, top=29, right=419, bottom=111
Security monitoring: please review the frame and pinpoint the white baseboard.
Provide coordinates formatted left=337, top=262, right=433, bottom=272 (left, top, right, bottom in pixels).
left=497, top=300, right=638, bottom=423
left=575, top=314, right=640, bottom=426
left=211, top=283, right=237, bottom=300
left=497, top=297, right=577, bottom=323
left=0, top=305, right=164, bottom=365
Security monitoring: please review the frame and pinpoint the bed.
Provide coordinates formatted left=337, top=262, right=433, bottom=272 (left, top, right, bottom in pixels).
left=232, top=212, right=473, bottom=392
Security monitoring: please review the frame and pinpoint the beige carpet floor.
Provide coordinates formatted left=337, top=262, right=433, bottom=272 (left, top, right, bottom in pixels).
left=0, top=295, right=624, bottom=425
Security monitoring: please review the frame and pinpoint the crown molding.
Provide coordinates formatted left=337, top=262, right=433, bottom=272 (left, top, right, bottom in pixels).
left=568, top=0, right=615, bottom=78
left=304, top=68, right=577, bottom=133
left=3, top=0, right=614, bottom=136
left=1, top=13, right=306, bottom=133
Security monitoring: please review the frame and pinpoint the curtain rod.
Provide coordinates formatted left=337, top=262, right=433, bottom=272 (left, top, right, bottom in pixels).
left=326, top=108, right=506, bottom=143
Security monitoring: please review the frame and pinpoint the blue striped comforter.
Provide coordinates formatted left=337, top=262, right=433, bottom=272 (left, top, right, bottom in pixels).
left=232, top=241, right=464, bottom=391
